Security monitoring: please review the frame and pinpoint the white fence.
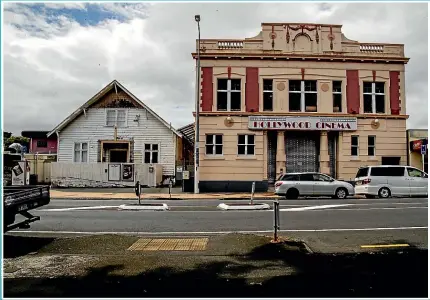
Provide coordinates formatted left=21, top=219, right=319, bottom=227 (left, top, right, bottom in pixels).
left=51, top=162, right=163, bottom=188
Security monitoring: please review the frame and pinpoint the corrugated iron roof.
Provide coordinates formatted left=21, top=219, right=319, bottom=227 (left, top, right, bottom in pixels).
left=178, top=123, right=195, bottom=145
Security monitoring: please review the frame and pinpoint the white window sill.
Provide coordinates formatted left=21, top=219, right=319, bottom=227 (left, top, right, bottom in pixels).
left=236, top=155, right=257, bottom=160
left=350, top=156, right=361, bottom=161
left=367, top=156, right=379, bottom=161
left=204, top=155, right=225, bottom=160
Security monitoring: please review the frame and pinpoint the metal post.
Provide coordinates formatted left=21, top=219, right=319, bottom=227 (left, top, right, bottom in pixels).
left=272, top=201, right=280, bottom=243
left=250, top=181, right=255, bottom=205
left=422, top=154, right=425, bottom=172
left=194, top=15, right=201, bottom=194
left=169, top=178, right=172, bottom=200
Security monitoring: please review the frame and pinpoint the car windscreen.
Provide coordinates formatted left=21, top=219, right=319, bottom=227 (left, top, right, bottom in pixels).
left=356, top=167, right=369, bottom=178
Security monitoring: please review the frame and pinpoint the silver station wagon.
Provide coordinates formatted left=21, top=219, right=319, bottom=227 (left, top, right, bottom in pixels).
left=274, top=172, right=355, bottom=199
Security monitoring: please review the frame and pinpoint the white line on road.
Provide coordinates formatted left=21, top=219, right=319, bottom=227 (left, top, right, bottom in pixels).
left=280, top=204, right=352, bottom=211
left=40, top=206, right=119, bottom=212
left=11, top=226, right=428, bottom=236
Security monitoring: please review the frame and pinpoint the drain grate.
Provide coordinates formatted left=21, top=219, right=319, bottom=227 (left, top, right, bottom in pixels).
left=128, top=238, right=209, bottom=251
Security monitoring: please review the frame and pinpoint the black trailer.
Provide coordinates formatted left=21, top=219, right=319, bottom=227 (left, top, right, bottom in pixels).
left=4, top=185, right=51, bottom=232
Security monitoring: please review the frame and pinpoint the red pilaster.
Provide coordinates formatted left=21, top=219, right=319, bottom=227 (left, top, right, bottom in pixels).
left=390, top=71, right=400, bottom=115
left=245, top=67, right=259, bottom=112
left=346, top=70, right=360, bottom=114
left=201, top=67, right=213, bottom=112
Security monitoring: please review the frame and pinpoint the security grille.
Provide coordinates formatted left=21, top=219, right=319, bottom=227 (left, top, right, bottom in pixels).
left=328, top=133, right=337, bottom=178
left=267, top=132, right=277, bottom=184
left=285, top=133, right=318, bottom=173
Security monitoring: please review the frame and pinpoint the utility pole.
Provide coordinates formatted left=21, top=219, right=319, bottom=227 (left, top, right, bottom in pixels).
left=194, top=14, right=201, bottom=194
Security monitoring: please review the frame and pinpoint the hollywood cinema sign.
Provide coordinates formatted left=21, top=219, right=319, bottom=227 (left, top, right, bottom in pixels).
left=248, top=116, right=358, bottom=131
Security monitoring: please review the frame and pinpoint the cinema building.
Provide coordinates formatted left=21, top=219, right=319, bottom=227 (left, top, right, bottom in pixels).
left=192, top=22, right=409, bottom=192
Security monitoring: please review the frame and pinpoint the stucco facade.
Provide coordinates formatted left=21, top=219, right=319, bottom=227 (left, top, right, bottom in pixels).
left=407, top=129, right=428, bottom=173
left=192, top=22, right=409, bottom=192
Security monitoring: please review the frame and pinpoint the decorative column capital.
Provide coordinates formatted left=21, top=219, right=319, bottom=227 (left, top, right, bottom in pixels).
left=277, top=131, right=285, bottom=136
left=320, top=131, right=328, bottom=136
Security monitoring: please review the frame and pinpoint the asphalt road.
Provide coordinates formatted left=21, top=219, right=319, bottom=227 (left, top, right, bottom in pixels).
left=11, top=197, right=428, bottom=252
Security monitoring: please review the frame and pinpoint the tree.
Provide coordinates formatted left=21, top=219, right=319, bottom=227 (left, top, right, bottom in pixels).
left=4, top=136, right=30, bottom=150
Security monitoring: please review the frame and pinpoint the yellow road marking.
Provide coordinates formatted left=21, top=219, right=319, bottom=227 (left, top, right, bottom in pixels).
left=360, top=244, right=410, bottom=249
left=128, top=238, right=208, bottom=251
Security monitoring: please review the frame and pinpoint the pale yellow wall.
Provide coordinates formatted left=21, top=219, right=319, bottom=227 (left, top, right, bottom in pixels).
left=202, top=60, right=407, bottom=115
left=410, top=153, right=424, bottom=170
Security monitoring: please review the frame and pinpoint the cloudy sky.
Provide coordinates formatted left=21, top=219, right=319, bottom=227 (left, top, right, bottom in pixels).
left=3, top=2, right=428, bottom=135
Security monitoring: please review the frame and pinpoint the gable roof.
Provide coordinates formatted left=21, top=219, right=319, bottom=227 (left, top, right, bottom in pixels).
left=47, top=80, right=182, bottom=138
left=178, top=122, right=194, bottom=146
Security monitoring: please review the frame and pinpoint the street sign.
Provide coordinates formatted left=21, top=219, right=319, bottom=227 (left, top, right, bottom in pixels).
left=182, top=170, right=190, bottom=180
left=421, top=145, right=427, bottom=155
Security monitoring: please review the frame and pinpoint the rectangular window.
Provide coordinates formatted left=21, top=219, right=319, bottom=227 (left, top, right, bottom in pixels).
left=106, top=109, right=127, bottom=127
left=217, top=79, right=241, bottom=111
left=368, top=135, right=376, bottom=156
left=237, top=134, right=255, bottom=155
left=74, top=142, right=88, bottom=163
left=36, top=140, right=48, bottom=148
left=351, top=136, right=359, bottom=156
left=333, top=81, right=342, bottom=112
left=263, top=79, right=273, bottom=111
left=289, top=80, right=317, bottom=112
left=205, top=134, right=223, bottom=155
left=144, top=144, right=159, bottom=163
left=363, top=82, right=385, bottom=114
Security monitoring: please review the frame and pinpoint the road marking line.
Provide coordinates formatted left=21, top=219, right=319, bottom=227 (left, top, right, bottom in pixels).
left=360, top=244, right=410, bottom=248
left=40, top=206, right=119, bottom=212
left=280, top=204, right=352, bottom=211
left=11, top=226, right=428, bottom=236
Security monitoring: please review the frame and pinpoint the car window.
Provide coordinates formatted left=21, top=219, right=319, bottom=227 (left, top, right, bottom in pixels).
left=299, top=174, right=315, bottom=181
left=370, top=167, right=393, bottom=176
left=407, top=168, right=424, bottom=178
left=356, top=167, right=369, bottom=178
left=281, top=174, right=299, bottom=181
left=313, top=174, right=331, bottom=182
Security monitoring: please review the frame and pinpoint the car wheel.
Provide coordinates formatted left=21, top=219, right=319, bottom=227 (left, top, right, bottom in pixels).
left=378, top=187, right=391, bottom=199
left=334, top=188, right=348, bottom=199
left=286, top=188, right=299, bottom=200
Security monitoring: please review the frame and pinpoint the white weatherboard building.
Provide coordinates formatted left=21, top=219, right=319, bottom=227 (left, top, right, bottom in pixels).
left=48, top=80, right=182, bottom=188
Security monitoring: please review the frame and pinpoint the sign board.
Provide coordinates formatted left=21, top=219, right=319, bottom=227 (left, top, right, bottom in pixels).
left=182, top=170, right=190, bottom=180
left=12, top=161, right=26, bottom=186
left=176, top=166, right=183, bottom=173
left=122, top=164, right=134, bottom=181
left=421, top=145, right=427, bottom=155
left=248, top=116, right=357, bottom=131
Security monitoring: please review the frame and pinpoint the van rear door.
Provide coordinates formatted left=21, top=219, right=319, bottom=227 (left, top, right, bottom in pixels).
left=355, top=167, right=369, bottom=185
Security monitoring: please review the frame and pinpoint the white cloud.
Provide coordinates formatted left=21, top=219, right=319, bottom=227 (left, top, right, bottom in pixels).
left=3, top=2, right=428, bottom=136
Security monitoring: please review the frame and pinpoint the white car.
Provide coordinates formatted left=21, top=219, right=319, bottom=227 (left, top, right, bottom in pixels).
left=354, top=165, right=428, bottom=198
left=274, top=172, right=355, bottom=199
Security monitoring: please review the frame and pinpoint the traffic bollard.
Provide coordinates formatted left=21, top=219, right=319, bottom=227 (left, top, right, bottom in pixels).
left=250, top=181, right=256, bottom=205
left=272, top=201, right=281, bottom=243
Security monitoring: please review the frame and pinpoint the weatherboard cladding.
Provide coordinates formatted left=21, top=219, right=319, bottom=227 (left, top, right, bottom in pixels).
left=57, top=107, right=176, bottom=176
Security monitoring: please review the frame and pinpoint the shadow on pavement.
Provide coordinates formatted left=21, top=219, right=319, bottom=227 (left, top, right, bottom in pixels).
left=4, top=235, right=55, bottom=258
left=4, top=237, right=428, bottom=298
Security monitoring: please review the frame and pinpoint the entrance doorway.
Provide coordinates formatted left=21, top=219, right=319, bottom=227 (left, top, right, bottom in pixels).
left=267, top=131, right=277, bottom=184
left=285, top=131, right=319, bottom=173
left=381, top=156, right=401, bottom=165
left=328, top=132, right=338, bottom=178
left=109, top=150, right=128, bottom=163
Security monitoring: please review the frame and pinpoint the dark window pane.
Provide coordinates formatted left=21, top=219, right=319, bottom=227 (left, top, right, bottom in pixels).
left=305, top=93, right=317, bottom=112
left=215, top=135, right=222, bottom=144
left=152, top=144, right=158, bottom=151
left=238, top=135, right=245, bottom=144
left=333, top=81, right=342, bottom=93
left=333, top=94, right=342, bottom=112
left=391, top=167, right=406, bottom=176
left=289, top=93, right=301, bottom=111
left=144, top=152, right=151, bottom=163
left=247, top=145, right=255, bottom=155
left=230, top=92, right=241, bottom=110
left=356, top=168, right=369, bottom=178
left=145, top=144, right=151, bottom=150
left=37, top=140, right=48, bottom=147
left=218, top=79, right=227, bottom=90
left=263, top=92, right=273, bottom=111
left=217, top=92, right=227, bottom=110
left=263, top=79, right=273, bottom=91
left=351, top=147, right=358, bottom=156
left=304, top=80, right=317, bottom=92
left=206, top=135, right=213, bottom=145
left=289, top=80, right=301, bottom=91
left=248, top=135, right=255, bottom=144
left=231, top=79, right=241, bottom=90
left=238, top=145, right=246, bottom=155
left=368, top=136, right=375, bottom=146
left=375, top=82, right=384, bottom=94
left=351, top=136, right=358, bottom=146
left=215, top=145, right=223, bottom=155
left=370, top=167, right=391, bottom=176
left=364, top=94, right=373, bottom=113
left=281, top=174, right=299, bottom=181
left=152, top=152, right=158, bottom=163
left=375, top=95, right=385, bottom=113
left=300, top=174, right=315, bottom=181
left=363, top=82, right=372, bottom=94
left=368, top=147, right=375, bottom=156
left=206, top=145, right=213, bottom=155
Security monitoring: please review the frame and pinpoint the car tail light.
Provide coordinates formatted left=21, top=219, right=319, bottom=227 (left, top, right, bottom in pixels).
left=362, top=178, right=371, bottom=185
left=275, top=182, right=283, bottom=188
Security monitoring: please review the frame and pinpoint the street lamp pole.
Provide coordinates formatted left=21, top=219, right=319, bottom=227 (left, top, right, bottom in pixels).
left=194, top=15, right=201, bottom=194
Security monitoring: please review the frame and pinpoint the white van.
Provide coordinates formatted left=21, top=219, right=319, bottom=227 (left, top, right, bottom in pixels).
left=354, top=165, right=428, bottom=198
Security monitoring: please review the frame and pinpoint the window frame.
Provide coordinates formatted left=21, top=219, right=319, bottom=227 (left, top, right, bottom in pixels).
left=332, top=81, right=342, bottom=113
left=368, top=135, right=376, bottom=157
left=36, top=140, right=48, bottom=148
left=105, top=109, right=128, bottom=127
left=237, top=134, right=256, bottom=156
left=407, top=167, right=425, bottom=178
left=143, top=143, right=160, bottom=164
left=363, top=82, right=385, bottom=114
left=263, top=79, right=273, bottom=111
left=289, top=80, right=318, bottom=112
left=73, top=142, right=89, bottom=163
left=205, top=134, right=223, bottom=156
left=351, top=135, right=359, bottom=156
left=217, top=79, right=241, bottom=112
